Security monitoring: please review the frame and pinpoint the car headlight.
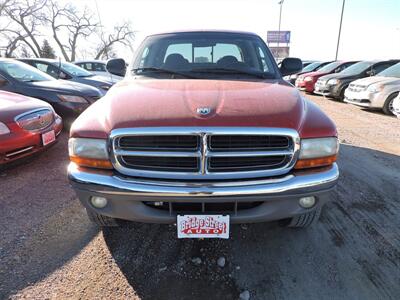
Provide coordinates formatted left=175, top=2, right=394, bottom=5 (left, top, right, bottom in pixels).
left=68, top=138, right=112, bottom=169
left=295, top=137, right=339, bottom=169
left=290, top=74, right=298, bottom=79
left=304, top=76, right=313, bottom=82
left=58, top=94, right=88, bottom=103
left=0, top=122, right=10, bottom=135
left=327, top=79, right=338, bottom=85
left=100, top=84, right=112, bottom=91
left=367, top=84, right=383, bottom=93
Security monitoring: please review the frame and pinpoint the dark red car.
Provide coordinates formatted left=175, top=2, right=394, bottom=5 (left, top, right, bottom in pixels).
left=0, top=91, right=63, bottom=165
left=295, top=61, right=357, bottom=93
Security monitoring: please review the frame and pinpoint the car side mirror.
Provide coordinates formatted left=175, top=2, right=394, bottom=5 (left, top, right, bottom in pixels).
left=106, top=58, right=126, bottom=77
left=279, top=57, right=303, bottom=77
left=366, top=70, right=375, bottom=76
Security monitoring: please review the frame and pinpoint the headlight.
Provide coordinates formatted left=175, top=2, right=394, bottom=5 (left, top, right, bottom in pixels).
left=68, top=138, right=112, bottom=169
left=58, top=95, right=88, bottom=103
left=295, top=137, right=339, bottom=169
left=304, top=76, right=313, bottom=82
left=327, top=79, right=338, bottom=85
left=0, top=122, right=10, bottom=135
left=100, top=85, right=112, bottom=91
left=367, top=84, right=383, bottom=93
left=290, top=74, right=298, bottom=79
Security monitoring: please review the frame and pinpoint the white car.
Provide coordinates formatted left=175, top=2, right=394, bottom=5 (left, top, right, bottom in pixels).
left=392, top=93, right=400, bottom=118
left=74, top=60, right=124, bottom=82
left=344, top=63, right=400, bottom=115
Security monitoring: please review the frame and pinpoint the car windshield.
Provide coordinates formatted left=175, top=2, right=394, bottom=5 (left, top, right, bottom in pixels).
left=340, top=61, right=373, bottom=75
left=377, top=63, right=400, bottom=78
left=302, top=62, right=321, bottom=72
left=317, top=61, right=342, bottom=73
left=61, top=62, right=93, bottom=77
left=131, top=32, right=278, bottom=80
left=0, top=61, right=54, bottom=82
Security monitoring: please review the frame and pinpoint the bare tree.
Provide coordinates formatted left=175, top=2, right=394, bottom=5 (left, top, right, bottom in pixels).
left=45, top=0, right=99, bottom=61
left=1, top=0, right=47, bottom=57
left=95, top=22, right=135, bottom=60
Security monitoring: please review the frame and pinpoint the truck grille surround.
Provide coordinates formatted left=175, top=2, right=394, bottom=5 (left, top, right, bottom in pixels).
left=110, top=127, right=300, bottom=180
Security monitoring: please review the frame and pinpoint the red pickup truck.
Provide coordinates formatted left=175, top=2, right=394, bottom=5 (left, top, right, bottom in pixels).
left=68, top=31, right=339, bottom=238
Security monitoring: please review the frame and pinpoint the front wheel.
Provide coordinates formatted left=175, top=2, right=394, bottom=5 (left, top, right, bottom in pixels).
left=86, top=209, right=119, bottom=227
left=286, top=207, right=322, bottom=228
left=383, top=93, right=398, bottom=115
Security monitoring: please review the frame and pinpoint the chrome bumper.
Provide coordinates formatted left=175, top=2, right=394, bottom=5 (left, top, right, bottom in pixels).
left=68, top=163, right=339, bottom=199
left=69, top=163, right=339, bottom=223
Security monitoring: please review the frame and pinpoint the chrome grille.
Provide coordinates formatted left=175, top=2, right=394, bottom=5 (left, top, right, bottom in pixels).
left=348, top=84, right=366, bottom=92
left=111, top=127, right=300, bottom=180
left=15, top=109, right=54, bottom=131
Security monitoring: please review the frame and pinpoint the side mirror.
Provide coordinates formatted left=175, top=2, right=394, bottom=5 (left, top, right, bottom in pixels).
left=106, top=58, right=126, bottom=77
left=366, top=70, right=375, bottom=76
left=280, top=57, right=303, bottom=77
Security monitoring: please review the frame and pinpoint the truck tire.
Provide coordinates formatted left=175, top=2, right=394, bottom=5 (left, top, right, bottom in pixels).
left=383, top=93, right=398, bottom=115
left=286, top=207, right=322, bottom=228
left=86, top=209, right=119, bottom=227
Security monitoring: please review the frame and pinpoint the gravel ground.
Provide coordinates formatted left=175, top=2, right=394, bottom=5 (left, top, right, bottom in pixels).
left=0, top=94, right=399, bottom=300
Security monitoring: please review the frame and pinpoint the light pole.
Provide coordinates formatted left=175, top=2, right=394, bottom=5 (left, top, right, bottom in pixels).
left=277, top=0, right=284, bottom=49
left=335, top=0, right=346, bottom=60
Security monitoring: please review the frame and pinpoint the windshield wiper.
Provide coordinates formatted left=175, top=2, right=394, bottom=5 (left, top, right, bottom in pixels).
left=192, top=67, right=273, bottom=79
left=132, top=67, right=197, bottom=79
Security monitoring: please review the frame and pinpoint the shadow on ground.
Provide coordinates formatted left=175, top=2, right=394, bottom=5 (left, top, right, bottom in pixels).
left=0, top=132, right=99, bottom=299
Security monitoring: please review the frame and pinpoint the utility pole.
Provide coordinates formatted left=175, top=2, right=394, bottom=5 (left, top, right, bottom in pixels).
left=335, top=0, right=346, bottom=60
left=277, top=0, right=284, bottom=49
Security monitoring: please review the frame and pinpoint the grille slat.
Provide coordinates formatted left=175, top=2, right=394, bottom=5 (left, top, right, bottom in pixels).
left=121, top=156, right=198, bottom=172
left=112, top=128, right=297, bottom=179
left=209, top=156, right=287, bottom=172
left=119, top=135, right=199, bottom=151
left=209, top=135, right=289, bottom=151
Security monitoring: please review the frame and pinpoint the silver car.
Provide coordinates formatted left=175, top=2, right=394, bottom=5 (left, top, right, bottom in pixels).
left=344, top=63, right=400, bottom=115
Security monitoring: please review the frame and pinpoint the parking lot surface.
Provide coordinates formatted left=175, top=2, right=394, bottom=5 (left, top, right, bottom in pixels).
left=1, top=94, right=399, bottom=300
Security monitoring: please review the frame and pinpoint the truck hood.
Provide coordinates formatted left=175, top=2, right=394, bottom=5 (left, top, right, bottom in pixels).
left=0, top=91, right=52, bottom=123
left=71, top=79, right=337, bottom=139
left=350, top=76, right=400, bottom=87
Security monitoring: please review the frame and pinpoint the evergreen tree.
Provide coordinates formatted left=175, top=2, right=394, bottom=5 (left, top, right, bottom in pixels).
left=41, top=39, right=56, bottom=58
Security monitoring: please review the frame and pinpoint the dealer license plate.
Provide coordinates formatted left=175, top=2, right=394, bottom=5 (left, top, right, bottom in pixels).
left=42, top=130, right=56, bottom=146
left=177, top=215, right=230, bottom=239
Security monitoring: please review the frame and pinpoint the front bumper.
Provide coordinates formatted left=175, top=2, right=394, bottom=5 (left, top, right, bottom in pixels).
left=344, top=89, right=387, bottom=109
left=69, top=163, right=339, bottom=224
left=0, top=117, right=63, bottom=165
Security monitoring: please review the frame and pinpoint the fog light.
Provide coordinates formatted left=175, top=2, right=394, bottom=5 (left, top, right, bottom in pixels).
left=91, top=196, right=108, bottom=208
left=154, top=202, right=164, bottom=206
left=299, top=196, right=316, bottom=208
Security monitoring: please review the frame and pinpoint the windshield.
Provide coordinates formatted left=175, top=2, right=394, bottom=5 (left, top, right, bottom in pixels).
left=302, top=62, right=321, bottom=72
left=317, top=61, right=343, bottom=73
left=0, top=61, right=54, bottom=82
left=61, top=62, right=92, bottom=77
left=341, top=61, right=373, bottom=75
left=131, top=32, right=278, bottom=80
left=377, top=63, right=400, bottom=78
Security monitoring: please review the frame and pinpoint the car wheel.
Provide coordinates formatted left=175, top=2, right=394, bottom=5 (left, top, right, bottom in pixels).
left=337, top=88, right=346, bottom=102
left=383, top=93, right=398, bottom=115
left=286, top=206, right=322, bottom=228
left=86, top=209, right=119, bottom=227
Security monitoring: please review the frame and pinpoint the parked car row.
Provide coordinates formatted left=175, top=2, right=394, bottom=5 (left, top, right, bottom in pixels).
left=0, top=58, right=126, bottom=167
left=291, top=59, right=400, bottom=115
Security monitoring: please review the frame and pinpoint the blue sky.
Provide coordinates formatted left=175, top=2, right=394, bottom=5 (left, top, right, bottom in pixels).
left=69, top=0, right=400, bottom=61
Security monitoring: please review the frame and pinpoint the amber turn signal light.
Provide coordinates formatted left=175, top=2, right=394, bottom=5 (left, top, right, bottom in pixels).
left=70, top=156, right=113, bottom=169
left=294, top=155, right=337, bottom=169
